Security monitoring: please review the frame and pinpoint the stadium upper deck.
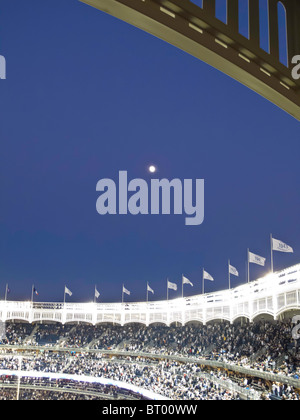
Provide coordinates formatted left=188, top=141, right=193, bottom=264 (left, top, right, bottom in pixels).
left=0, top=264, right=299, bottom=326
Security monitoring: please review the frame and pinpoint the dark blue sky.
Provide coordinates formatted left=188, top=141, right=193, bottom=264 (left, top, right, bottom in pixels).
left=0, top=0, right=299, bottom=302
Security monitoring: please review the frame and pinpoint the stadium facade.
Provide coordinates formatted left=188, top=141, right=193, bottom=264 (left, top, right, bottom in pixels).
left=1, top=264, right=299, bottom=326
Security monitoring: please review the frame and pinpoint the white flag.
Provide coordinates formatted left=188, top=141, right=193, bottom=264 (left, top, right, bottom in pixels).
left=168, top=281, right=177, bottom=291
left=229, top=265, right=239, bottom=277
left=65, top=286, right=72, bottom=297
left=272, top=238, right=294, bottom=253
left=123, top=286, right=131, bottom=296
left=203, top=270, right=214, bottom=282
left=147, top=284, right=154, bottom=295
left=249, top=251, right=266, bottom=267
left=95, top=288, right=100, bottom=299
left=182, top=276, right=193, bottom=287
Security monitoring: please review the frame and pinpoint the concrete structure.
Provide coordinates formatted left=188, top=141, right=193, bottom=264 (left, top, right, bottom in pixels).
left=0, top=264, right=299, bottom=326
left=80, top=0, right=300, bottom=120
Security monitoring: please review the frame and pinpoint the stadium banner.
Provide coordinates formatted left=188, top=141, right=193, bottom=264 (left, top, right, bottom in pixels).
left=272, top=238, right=294, bottom=253
left=248, top=252, right=266, bottom=267
left=147, top=284, right=154, bottom=294
left=182, top=276, right=193, bottom=287
left=167, top=281, right=177, bottom=291
left=95, top=287, right=100, bottom=299
left=203, top=271, right=214, bottom=282
left=229, top=265, right=239, bottom=277
left=123, top=286, right=131, bottom=295
left=65, top=286, right=72, bottom=297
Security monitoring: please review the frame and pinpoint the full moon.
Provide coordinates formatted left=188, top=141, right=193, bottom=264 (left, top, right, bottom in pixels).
left=148, top=165, right=157, bottom=173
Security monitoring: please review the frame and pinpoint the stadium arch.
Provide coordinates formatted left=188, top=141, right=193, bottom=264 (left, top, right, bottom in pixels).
left=206, top=318, right=231, bottom=326
left=4, top=316, right=30, bottom=324
left=252, top=312, right=275, bottom=323
left=184, top=320, right=204, bottom=327
left=80, top=0, right=300, bottom=120
left=122, top=321, right=148, bottom=328
left=148, top=321, right=168, bottom=327
left=232, top=316, right=250, bottom=326
left=170, top=321, right=183, bottom=327
left=276, top=307, right=300, bottom=321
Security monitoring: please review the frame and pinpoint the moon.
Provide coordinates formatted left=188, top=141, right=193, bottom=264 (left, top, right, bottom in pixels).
left=148, top=165, right=157, bottom=174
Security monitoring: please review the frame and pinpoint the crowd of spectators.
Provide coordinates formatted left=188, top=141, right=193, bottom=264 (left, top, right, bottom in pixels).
left=0, top=320, right=299, bottom=400
left=28, top=355, right=243, bottom=399
left=0, top=360, right=240, bottom=401
left=0, top=350, right=297, bottom=400
left=0, top=376, right=148, bottom=400
left=2, top=321, right=298, bottom=377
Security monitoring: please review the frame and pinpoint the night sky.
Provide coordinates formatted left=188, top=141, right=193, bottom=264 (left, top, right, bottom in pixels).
left=0, top=0, right=299, bottom=303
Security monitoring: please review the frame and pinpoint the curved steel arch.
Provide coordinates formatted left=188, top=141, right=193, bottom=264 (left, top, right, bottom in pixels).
left=80, top=0, right=300, bottom=120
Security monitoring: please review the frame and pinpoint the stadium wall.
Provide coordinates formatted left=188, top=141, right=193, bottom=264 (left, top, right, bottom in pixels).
left=0, top=264, right=300, bottom=326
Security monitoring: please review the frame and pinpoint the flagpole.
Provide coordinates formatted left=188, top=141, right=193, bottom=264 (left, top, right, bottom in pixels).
left=64, top=285, right=66, bottom=304
left=182, top=275, right=184, bottom=298
left=167, top=278, right=169, bottom=301
left=270, top=234, right=274, bottom=273
left=202, top=269, right=204, bottom=295
left=146, top=282, right=148, bottom=303
left=5, top=284, right=8, bottom=302
left=228, top=260, right=231, bottom=290
left=31, top=285, right=34, bottom=303
left=122, top=284, right=124, bottom=304
left=247, top=249, right=250, bottom=283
